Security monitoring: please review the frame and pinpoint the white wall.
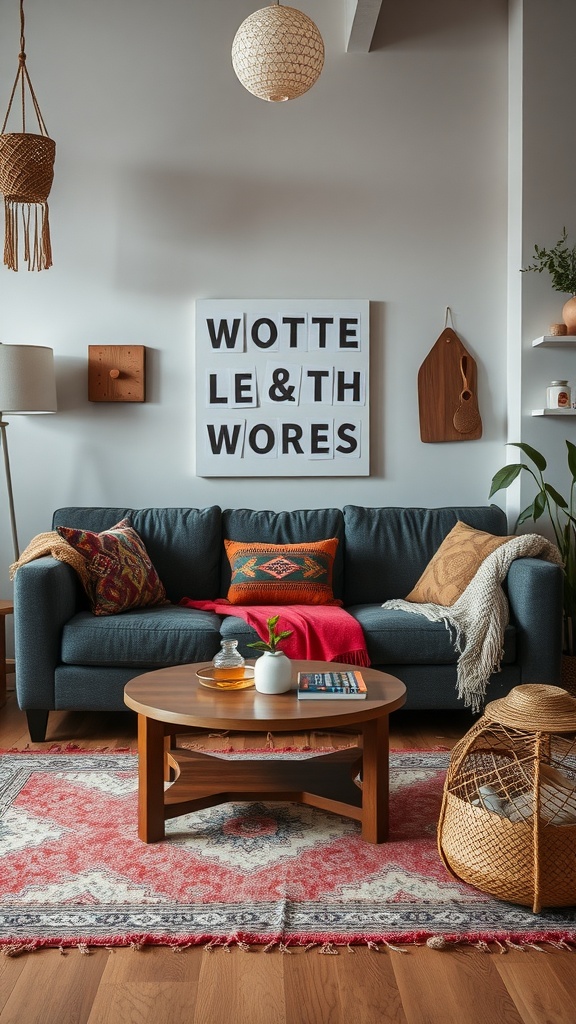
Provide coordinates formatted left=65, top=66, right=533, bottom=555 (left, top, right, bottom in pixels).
left=0, top=0, right=510, bottom=591
left=514, top=0, right=576, bottom=520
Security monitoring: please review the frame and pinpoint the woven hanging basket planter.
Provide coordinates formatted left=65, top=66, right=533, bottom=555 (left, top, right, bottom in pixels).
left=0, top=0, right=55, bottom=271
left=232, top=3, right=324, bottom=102
left=438, top=684, right=576, bottom=914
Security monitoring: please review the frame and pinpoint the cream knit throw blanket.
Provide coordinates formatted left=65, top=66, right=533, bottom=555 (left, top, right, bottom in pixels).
left=382, top=534, right=563, bottom=713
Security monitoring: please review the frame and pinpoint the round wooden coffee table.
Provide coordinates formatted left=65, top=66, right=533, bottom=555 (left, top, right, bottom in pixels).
left=124, top=660, right=406, bottom=845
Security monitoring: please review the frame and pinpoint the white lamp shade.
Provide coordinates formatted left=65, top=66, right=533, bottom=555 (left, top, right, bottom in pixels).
left=0, top=343, right=57, bottom=414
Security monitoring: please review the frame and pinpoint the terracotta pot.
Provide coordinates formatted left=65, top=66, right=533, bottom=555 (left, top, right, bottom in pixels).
left=562, top=296, right=576, bottom=335
left=254, top=651, right=292, bottom=694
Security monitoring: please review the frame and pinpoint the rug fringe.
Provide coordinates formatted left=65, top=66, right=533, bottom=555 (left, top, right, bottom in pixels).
left=2, top=942, right=38, bottom=957
left=422, top=934, right=576, bottom=954
left=2, top=934, right=576, bottom=956
left=319, top=942, right=339, bottom=955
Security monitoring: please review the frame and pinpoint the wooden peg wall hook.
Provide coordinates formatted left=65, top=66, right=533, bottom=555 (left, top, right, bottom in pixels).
left=88, top=345, right=145, bottom=402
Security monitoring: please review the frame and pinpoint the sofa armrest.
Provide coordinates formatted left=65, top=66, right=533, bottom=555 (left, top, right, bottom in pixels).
left=506, top=557, right=563, bottom=684
left=14, top=557, right=83, bottom=709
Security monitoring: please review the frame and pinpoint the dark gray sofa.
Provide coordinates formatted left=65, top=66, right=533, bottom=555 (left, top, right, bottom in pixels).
left=14, top=504, right=563, bottom=741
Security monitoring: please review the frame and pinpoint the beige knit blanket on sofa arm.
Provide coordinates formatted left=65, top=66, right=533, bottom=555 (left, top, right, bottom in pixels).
left=381, top=534, right=563, bottom=713
left=9, top=531, right=90, bottom=588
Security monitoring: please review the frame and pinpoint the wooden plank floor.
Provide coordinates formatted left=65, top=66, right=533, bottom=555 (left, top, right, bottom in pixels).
left=1, top=692, right=575, bottom=1024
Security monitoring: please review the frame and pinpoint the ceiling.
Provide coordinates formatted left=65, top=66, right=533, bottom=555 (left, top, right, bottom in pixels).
left=345, top=0, right=383, bottom=52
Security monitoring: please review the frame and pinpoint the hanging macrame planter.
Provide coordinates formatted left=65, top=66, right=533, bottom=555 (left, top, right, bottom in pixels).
left=0, top=0, right=55, bottom=271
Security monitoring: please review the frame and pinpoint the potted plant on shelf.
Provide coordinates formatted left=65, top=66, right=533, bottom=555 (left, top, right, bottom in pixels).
left=248, top=614, right=293, bottom=694
left=521, top=228, right=576, bottom=333
left=489, top=440, right=576, bottom=681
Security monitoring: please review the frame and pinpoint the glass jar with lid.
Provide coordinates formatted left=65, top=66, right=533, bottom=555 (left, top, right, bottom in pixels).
left=546, top=381, right=571, bottom=409
left=212, top=639, right=245, bottom=680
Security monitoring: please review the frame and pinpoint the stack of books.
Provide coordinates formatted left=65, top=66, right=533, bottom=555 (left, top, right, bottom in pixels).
left=297, top=670, right=367, bottom=700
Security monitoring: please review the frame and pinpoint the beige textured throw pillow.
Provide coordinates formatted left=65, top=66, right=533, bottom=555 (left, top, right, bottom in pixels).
left=405, top=520, right=513, bottom=606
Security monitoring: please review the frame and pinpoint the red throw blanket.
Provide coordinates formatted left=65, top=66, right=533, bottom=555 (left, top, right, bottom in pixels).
left=181, top=599, right=370, bottom=667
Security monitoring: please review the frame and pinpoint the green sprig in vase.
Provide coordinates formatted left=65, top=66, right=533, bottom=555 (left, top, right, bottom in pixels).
left=248, top=614, right=293, bottom=694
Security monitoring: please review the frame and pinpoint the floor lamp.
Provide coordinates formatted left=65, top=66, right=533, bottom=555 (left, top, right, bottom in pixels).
left=0, top=344, right=57, bottom=561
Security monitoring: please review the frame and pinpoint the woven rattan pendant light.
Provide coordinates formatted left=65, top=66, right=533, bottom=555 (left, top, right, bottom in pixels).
left=232, top=2, right=324, bottom=102
left=0, top=0, right=55, bottom=271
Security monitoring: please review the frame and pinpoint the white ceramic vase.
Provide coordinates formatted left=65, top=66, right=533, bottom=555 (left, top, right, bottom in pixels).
left=254, top=651, right=292, bottom=694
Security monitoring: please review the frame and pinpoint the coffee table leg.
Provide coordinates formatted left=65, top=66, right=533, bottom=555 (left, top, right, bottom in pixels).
left=137, top=714, right=166, bottom=843
left=361, top=715, right=389, bottom=843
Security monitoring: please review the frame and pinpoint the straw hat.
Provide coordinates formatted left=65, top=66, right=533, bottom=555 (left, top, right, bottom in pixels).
left=483, top=684, right=576, bottom=733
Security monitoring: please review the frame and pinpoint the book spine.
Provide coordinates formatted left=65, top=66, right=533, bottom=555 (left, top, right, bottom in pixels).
left=302, top=686, right=357, bottom=693
left=297, top=692, right=365, bottom=699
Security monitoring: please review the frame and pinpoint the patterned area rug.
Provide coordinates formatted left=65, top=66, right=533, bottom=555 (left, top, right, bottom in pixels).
left=1, top=748, right=576, bottom=953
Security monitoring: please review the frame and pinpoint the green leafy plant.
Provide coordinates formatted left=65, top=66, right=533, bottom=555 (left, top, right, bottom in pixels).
left=247, top=614, right=293, bottom=654
left=489, top=440, right=576, bottom=654
left=521, top=228, right=576, bottom=296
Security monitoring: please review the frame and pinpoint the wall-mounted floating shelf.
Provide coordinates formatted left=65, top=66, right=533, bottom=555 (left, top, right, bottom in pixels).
left=532, top=408, right=576, bottom=417
left=531, top=336, right=576, bottom=415
left=532, top=336, right=576, bottom=347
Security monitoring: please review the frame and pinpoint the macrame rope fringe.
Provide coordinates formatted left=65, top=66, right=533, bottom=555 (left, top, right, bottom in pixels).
left=4, top=197, right=52, bottom=271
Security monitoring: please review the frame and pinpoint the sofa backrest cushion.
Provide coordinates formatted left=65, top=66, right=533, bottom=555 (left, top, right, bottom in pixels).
left=342, top=505, right=508, bottom=605
left=52, top=507, right=223, bottom=603
left=221, top=508, right=345, bottom=600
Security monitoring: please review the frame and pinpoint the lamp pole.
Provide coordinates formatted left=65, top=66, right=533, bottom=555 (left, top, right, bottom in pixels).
left=0, top=416, right=19, bottom=561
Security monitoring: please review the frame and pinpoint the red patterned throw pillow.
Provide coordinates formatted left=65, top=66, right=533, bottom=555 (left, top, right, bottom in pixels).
left=224, top=537, right=338, bottom=605
left=56, top=518, right=168, bottom=616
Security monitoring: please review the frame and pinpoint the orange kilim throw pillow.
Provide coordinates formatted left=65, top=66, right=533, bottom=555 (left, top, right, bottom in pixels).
left=224, top=537, right=339, bottom=605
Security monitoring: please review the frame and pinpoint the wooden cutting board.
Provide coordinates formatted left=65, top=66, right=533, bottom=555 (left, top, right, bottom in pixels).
left=418, top=327, right=482, bottom=442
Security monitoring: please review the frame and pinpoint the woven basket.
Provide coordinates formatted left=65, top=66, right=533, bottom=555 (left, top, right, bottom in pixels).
left=0, top=132, right=55, bottom=202
left=438, top=684, right=576, bottom=912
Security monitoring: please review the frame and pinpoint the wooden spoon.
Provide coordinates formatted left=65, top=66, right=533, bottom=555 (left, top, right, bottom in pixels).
left=453, top=355, right=481, bottom=433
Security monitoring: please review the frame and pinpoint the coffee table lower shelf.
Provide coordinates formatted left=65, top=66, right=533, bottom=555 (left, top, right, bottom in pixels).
left=138, top=718, right=390, bottom=845
left=165, top=744, right=364, bottom=821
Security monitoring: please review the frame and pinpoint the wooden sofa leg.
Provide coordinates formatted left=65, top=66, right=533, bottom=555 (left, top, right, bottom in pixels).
left=26, top=710, right=49, bottom=743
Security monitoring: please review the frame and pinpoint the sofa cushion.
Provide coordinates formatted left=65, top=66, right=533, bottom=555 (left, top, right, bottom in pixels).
left=56, top=518, right=168, bottom=616
left=222, top=508, right=345, bottom=600
left=53, top=506, right=223, bottom=603
left=224, top=537, right=338, bottom=605
left=406, top=521, right=514, bottom=606
left=347, top=604, right=516, bottom=665
left=342, top=505, right=509, bottom=605
left=61, top=606, right=223, bottom=667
